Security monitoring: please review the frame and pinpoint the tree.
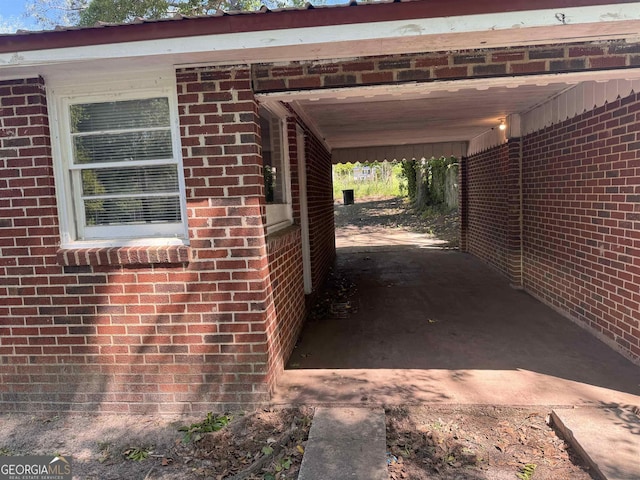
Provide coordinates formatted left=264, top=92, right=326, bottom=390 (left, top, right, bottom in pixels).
left=26, top=0, right=308, bottom=28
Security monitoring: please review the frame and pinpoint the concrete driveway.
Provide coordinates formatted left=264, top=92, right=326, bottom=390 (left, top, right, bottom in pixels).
left=273, top=210, right=640, bottom=407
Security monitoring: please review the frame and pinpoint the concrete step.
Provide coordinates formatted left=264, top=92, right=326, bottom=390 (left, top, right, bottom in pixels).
left=299, top=407, right=388, bottom=480
left=551, top=406, right=640, bottom=480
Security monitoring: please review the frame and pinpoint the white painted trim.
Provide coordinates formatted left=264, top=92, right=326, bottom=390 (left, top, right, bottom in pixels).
left=521, top=77, right=640, bottom=136
left=448, top=69, right=640, bottom=155
left=467, top=125, right=508, bottom=156
left=48, top=69, right=190, bottom=246
left=265, top=204, right=293, bottom=234
left=3, top=4, right=640, bottom=71
left=262, top=107, right=294, bottom=234
left=296, top=126, right=312, bottom=295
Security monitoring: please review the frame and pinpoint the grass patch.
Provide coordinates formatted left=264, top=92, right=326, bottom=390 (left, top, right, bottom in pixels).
left=333, top=162, right=406, bottom=201
left=179, top=412, right=231, bottom=443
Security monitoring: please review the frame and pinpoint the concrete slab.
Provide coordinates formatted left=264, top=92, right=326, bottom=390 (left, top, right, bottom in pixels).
left=298, top=407, right=388, bottom=480
left=552, top=406, right=640, bottom=480
left=275, top=243, right=640, bottom=407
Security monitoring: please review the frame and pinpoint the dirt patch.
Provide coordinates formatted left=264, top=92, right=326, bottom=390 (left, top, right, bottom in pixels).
left=0, top=407, right=313, bottom=480
left=334, top=196, right=459, bottom=247
left=1, top=406, right=592, bottom=479
left=386, top=405, right=594, bottom=480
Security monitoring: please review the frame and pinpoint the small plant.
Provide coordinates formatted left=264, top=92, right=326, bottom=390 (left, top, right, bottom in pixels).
left=0, top=447, right=12, bottom=456
left=274, top=457, right=292, bottom=472
left=123, top=446, right=151, bottom=462
left=516, top=463, right=537, bottom=480
left=97, top=441, right=111, bottom=464
left=179, top=412, right=231, bottom=443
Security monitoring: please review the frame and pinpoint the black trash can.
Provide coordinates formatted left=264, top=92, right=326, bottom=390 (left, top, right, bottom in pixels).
left=342, top=189, right=354, bottom=205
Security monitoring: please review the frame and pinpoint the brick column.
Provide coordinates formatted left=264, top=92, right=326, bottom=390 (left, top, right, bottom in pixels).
left=177, top=66, right=274, bottom=407
left=0, top=77, right=61, bottom=412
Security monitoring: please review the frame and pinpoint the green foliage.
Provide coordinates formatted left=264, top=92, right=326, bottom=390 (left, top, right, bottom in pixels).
left=400, top=159, right=417, bottom=201
left=123, top=446, right=151, bottom=461
left=27, top=0, right=311, bottom=28
left=78, top=0, right=168, bottom=25
left=178, top=412, right=231, bottom=443
left=263, top=165, right=274, bottom=203
left=516, top=463, right=537, bottom=480
left=274, top=457, right=292, bottom=472
left=81, top=170, right=106, bottom=225
left=332, top=160, right=405, bottom=201
left=424, top=156, right=458, bottom=206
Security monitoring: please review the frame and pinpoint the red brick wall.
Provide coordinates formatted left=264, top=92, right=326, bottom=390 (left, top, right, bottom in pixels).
left=522, top=91, right=640, bottom=362
left=265, top=227, right=305, bottom=385
left=1, top=66, right=337, bottom=414
left=253, top=40, right=640, bottom=92
left=1, top=69, right=278, bottom=414
left=465, top=143, right=511, bottom=277
left=301, top=124, right=335, bottom=292
left=0, top=77, right=59, bottom=411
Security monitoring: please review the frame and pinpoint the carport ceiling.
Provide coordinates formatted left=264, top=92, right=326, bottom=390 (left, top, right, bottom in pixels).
left=289, top=82, right=572, bottom=149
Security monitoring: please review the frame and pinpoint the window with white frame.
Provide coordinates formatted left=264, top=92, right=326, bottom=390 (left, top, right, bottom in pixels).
left=260, top=104, right=292, bottom=233
left=51, top=76, right=188, bottom=247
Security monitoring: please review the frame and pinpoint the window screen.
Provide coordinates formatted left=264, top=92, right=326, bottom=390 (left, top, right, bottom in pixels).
left=68, top=97, right=184, bottom=238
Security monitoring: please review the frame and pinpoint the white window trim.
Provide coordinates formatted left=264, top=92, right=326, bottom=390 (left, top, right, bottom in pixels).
left=47, top=69, right=189, bottom=249
left=261, top=102, right=293, bottom=235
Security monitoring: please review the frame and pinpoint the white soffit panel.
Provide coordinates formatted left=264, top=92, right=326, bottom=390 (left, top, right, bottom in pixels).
left=521, top=77, right=640, bottom=136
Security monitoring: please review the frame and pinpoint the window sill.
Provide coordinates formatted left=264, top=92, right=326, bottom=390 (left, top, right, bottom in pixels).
left=266, top=203, right=293, bottom=234
left=57, top=244, right=191, bottom=266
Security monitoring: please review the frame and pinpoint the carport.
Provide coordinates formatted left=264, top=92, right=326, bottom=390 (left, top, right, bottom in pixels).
left=2, top=0, right=640, bottom=414
left=273, top=229, right=640, bottom=406
left=245, top=2, right=640, bottom=406
left=258, top=67, right=640, bottom=403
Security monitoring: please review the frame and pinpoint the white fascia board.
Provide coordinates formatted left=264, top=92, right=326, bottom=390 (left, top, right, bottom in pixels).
left=2, top=4, right=640, bottom=70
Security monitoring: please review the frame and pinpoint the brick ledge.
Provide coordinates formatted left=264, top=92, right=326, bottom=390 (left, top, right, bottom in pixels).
left=266, top=225, right=301, bottom=253
left=57, top=245, right=191, bottom=266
